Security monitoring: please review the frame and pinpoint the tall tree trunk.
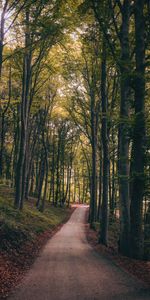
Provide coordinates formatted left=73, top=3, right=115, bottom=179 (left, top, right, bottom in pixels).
left=130, top=0, right=146, bottom=259
left=61, top=154, right=65, bottom=205
left=29, top=164, right=34, bottom=195
left=90, top=92, right=97, bottom=227
left=73, top=168, right=76, bottom=203
left=50, top=132, right=55, bottom=205
left=118, top=0, right=131, bottom=256
left=97, top=155, right=102, bottom=221
left=64, top=163, right=70, bottom=203
left=55, top=136, right=61, bottom=206
left=0, top=1, right=8, bottom=78
left=15, top=115, right=26, bottom=208
left=68, top=166, right=72, bottom=207
left=0, top=64, right=11, bottom=178
left=36, top=158, right=45, bottom=209
left=25, top=130, right=37, bottom=199
left=41, top=130, right=49, bottom=211
left=15, top=9, right=31, bottom=209
left=99, top=41, right=109, bottom=246
left=110, top=130, right=116, bottom=216
left=0, top=114, right=5, bottom=177
left=34, top=158, right=40, bottom=197
left=12, top=107, right=20, bottom=187
left=41, top=156, right=48, bottom=212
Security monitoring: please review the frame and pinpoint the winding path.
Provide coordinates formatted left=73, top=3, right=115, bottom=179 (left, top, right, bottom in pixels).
left=9, top=206, right=150, bottom=300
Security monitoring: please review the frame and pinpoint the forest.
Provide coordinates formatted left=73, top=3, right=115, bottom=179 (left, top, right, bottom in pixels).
left=0, top=0, right=150, bottom=281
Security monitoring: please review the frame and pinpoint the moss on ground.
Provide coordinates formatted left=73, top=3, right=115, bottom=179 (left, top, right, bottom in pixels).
left=0, top=185, right=70, bottom=253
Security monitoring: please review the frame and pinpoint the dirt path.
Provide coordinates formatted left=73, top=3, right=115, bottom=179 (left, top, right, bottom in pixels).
left=8, top=206, right=150, bottom=300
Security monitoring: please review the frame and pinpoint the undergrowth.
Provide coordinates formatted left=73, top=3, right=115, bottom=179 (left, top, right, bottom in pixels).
left=0, top=185, right=70, bottom=254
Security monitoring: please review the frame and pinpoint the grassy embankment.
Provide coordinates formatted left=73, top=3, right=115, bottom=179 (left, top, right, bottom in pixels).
left=0, top=186, right=71, bottom=253
left=0, top=185, right=73, bottom=298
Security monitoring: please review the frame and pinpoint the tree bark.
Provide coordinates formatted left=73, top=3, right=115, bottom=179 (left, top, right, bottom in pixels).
left=0, top=1, right=8, bottom=78
left=99, top=40, right=109, bottom=246
left=55, top=134, right=61, bottom=206
left=15, top=9, right=32, bottom=209
left=130, top=0, right=146, bottom=259
left=118, top=0, right=131, bottom=256
left=90, top=90, right=97, bottom=227
left=0, top=64, right=11, bottom=178
left=41, top=150, right=48, bottom=212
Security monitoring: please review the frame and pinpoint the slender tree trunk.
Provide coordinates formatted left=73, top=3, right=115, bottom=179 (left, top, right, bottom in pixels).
left=41, top=129, right=49, bottom=211
left=118, top=0, right=131, bottom=256
left=64, top=163, right=70, bottom=203
left=90, top=139, right=97, bottom=226
left=0, top=65, right=11, bottom=178
left=90, top=91, right=97, bottom=227
left=51, top=133, right=55, bottom=205
left=25, top=156, right=32, bottom=200
left=55, top=136, right=60, bottom=206
left=0, top=1, right=8, bottom=78
left=110, top=130, right=116, bottom=216
left=15, top=116, right=26, bottom=208
left=97, top=156, right=102, bottom=221
left=15, top=10, right=31, bottom=209
left=82, top=175, right=85, bottom=204
left=20, top=151, right=28, bottom=208
left=68, top=166, right=72, bottom=207
left=12, top=108, right=20, bottom=187
left=73, top=169, right=76, bottom=203
left=36, top=158, right=45, bottom=209
left=61, top=153, right=65, bottom=204
left=0, top=114, right=5, bottom=177
left=29, top=164, right=34, bottom=195
left=34, top=158, right=39, bottom=196
left=25, top=130, right=37, bottom=199
left=99, top=41, right=109, bottom=245
left=41, top=156, right=48, bottom=212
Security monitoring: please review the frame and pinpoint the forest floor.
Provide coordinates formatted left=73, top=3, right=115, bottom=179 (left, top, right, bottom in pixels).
left=0, top=185, right=75, bottom=299
left=1, top=188, right=150, bottom=299
left=86, top=216, right=150, bottom=288
left=7, top=206, right=150, bottom=300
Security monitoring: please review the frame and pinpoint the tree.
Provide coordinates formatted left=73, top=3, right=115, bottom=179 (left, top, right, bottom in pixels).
left=0, top=0, right=149, bottom=262
left=14, top=0, right=64, bottom=209
left=91, top=0, right=132, bottom=256
left=99, top=39, right=109, bottom=245
left=130, top=0, right=146, bottom=259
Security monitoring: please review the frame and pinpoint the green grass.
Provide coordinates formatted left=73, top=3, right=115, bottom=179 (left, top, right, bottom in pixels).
left=0, top=185, right=70, bottom=253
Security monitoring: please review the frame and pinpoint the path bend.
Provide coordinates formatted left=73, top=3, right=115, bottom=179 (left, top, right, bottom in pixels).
left=9, top=206, right=150, bottom=300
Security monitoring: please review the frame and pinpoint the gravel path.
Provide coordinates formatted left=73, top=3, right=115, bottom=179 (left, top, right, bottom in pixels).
left=9, top=206, right=150, bottom=300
